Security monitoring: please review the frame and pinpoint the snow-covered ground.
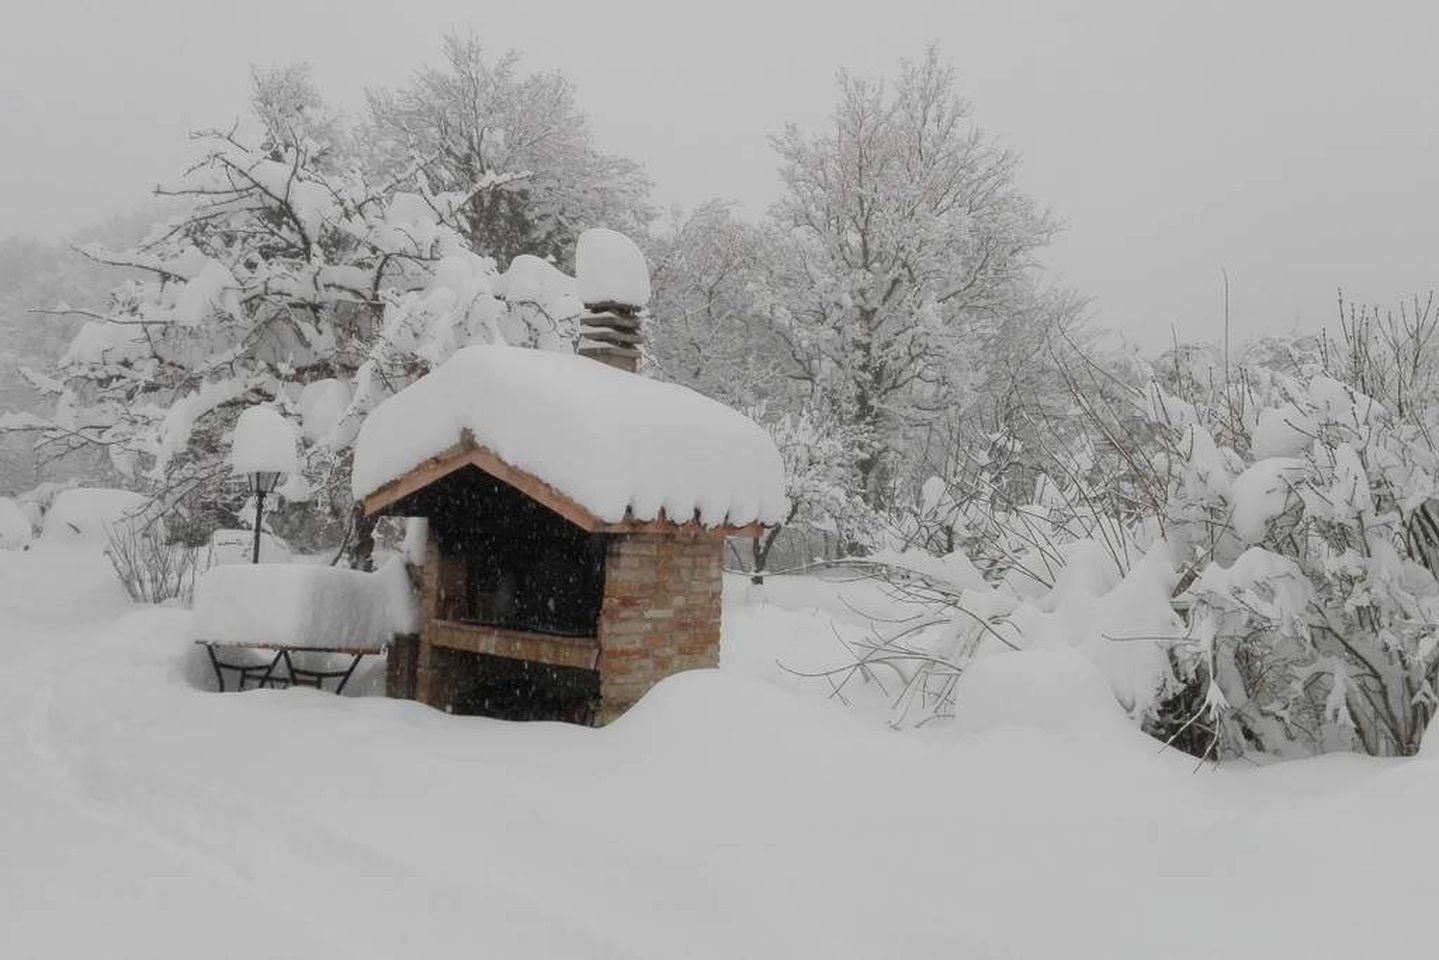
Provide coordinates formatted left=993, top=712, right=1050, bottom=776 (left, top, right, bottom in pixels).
left=2, top=542, right=1434, bottom=959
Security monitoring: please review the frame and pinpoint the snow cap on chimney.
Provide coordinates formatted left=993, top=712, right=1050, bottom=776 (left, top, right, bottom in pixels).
left=575, top=228, right=649, bottom=373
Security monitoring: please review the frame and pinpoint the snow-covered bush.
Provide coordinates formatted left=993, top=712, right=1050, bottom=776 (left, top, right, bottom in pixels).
left=40, top=488, right=154, bottom=545
left=0, top=497, right=31, bottom=550
left=104, top=521, right=202, bottom=606
left=817, top=320, right=1439, bottom=759
left=1081, top=332, right=1439, bottom=757
left=795, top=537, right=1183, bottom=731
left=1181, top=404, right=1439, bottom=753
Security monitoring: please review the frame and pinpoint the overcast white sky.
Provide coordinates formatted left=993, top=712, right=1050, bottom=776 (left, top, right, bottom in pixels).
left=2, top=0, right=1435, bottom=347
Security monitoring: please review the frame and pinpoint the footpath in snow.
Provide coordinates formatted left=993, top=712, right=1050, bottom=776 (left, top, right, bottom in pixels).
left=0, top=544, right=1433, bottom=959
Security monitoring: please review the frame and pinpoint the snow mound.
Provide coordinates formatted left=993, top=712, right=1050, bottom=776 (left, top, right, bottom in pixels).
left=1229, top=457, right=1307, bottom=542
left=575, top=228, right=650, bottom=307
left=192, top=559, right=416, bottom=650
left=230, top=406, right=298, bottom=476
left=950, top=650, right=1136, bottom=740
left=498, top=254, right=576, bottom=307
left=864, top=546, right=989, bottom=592
left=297, top=379, right=351, bottom=445
left=204, top=528, right=291, bottom=566
left=1251, top=404, right=1316, bottom=459
left=352, top=345, right=787, bottom=528
left=1007, top=545, right=1181, bottom=719
left=62, top=321, right=149, bottom=367
left=40, top=488, right=150, bottom=544
left=0, top=497, right=31, bottom=550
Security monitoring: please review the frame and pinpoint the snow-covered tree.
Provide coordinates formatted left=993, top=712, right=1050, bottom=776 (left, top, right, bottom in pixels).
left=764, top=46, right=1061, bottom=512
left=1, top=68, right=574, bottom=550
left=366, top=32, right=653, bottom=266
left=645, top=201, right=790, bottom=407
left=644, top=52, right=1074, bottom=560
left=745, top=406, right=875, bottom=580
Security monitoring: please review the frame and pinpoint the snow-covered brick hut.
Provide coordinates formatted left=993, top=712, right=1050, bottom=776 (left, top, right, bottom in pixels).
left=353, top=344, right=785, bottom=724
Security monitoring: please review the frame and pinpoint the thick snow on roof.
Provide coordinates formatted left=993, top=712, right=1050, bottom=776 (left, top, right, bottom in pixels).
left=230, top=406, right=298, bottom=476
left=575, top=228, right=651, bottom=307
left=352, top=345, right=786, bottom=528
left=192, top=559, right=416, bottom=650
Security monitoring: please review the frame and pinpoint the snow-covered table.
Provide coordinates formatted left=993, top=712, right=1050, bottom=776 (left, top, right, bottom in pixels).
left=191, top=561, right=417, bottom=695
left=196, top=641, right=379, bottom=693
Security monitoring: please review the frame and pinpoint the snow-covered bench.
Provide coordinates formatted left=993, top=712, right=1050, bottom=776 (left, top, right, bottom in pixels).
left=192, top=560, right=416, bottom=694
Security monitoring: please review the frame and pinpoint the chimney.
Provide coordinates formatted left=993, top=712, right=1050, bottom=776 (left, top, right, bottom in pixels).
left=574, top=229, right=650, bottom=374
left=578, top=303, right=643, bottom=373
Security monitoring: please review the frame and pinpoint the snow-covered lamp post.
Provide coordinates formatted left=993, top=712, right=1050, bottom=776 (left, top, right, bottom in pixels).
left=230, top=406, right=298, bottom=564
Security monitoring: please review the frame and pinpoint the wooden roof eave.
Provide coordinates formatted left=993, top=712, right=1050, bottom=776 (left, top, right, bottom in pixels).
left=361, top=435, right=771, bottom=539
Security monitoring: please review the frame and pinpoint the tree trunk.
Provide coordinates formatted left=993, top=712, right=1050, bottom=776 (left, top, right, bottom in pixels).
left=349, top=501, right=377, bottom=571
left=751, top=526, right=784, bottom=585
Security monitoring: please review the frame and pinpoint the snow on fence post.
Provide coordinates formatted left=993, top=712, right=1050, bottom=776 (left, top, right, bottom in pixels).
left=575, top=228, right=650, bottom=373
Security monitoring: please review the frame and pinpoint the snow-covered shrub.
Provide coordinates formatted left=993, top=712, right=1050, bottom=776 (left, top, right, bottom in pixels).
left=818, top=323, right=1439, bottom=759
left=1103, top=334, right=1439, bottom=757
left=104, top=521, right=202, bottom=606
left=798, top=535, right=1184, bottom=731
left=40, top=488, right=154, bottom=545
left=0, top=496, right=31, bottom=550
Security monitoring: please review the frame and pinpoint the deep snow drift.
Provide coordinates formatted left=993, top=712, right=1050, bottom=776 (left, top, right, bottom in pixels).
left=2, top=543, right=1436, bottom=959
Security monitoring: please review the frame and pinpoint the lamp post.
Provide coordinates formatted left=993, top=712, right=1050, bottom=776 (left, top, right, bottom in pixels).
left=247, top=470, right=283, bottom=564
left=230, top=405, right=298, bottom=565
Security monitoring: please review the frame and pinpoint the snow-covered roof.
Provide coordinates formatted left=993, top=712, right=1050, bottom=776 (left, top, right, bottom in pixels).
left=352, top=345, right=786, bottom=530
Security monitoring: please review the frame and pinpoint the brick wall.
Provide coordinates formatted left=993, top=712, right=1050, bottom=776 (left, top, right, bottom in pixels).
left=595, top=532, right=724, bottom=724
left=401, top=530, right=725, bottom=724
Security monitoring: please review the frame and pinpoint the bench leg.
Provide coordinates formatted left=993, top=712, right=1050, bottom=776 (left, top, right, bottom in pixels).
left=205, top=643, right=227, bottom=692
left=252, top=650, right=286, bottom=690
left=333, top=654, right=365, bottom=695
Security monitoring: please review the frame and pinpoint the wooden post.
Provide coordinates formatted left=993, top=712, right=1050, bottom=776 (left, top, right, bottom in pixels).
left=414, top=537, right=442, bottom=706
